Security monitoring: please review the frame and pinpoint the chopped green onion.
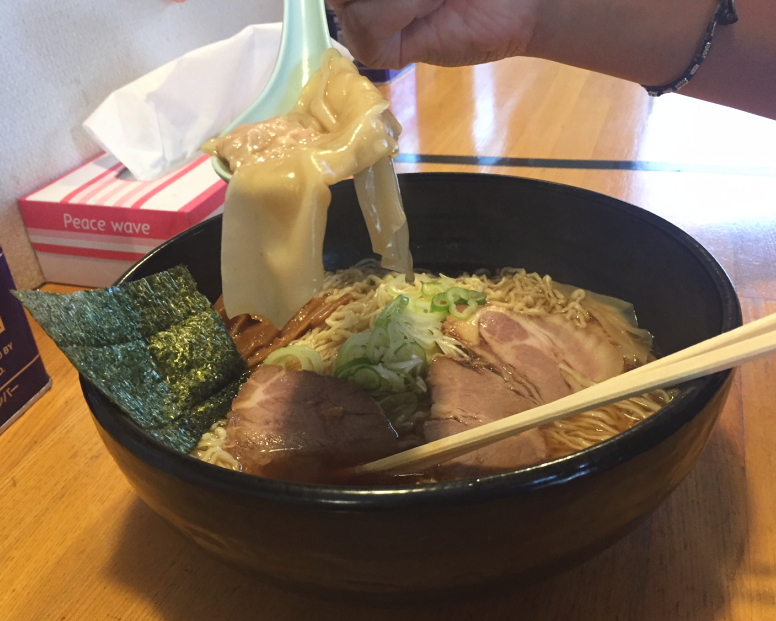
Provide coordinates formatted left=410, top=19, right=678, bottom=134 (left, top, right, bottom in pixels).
left=445, top=287, right=471, bottom=307
left=336, top=331, right=370, bottom=368
left=392, top=341, right=426, bottom=363
left=264, top=345, right=324, bottom=374
left=407, top=298, right=435, bottom=315
left=467, top=290, right=487, bottom=303
left=450, top=299, right=480, bottom=320
left=375, top=294, right=409, bottom=328
left=367, top=326, right=390, bottom=363
left=385, top=359, right=424, bottom=376
left=352, top=366, right=382, bottom=392
left=377, top=374, right=392, bottom=393
left=431, top=292, right=450, bottom=313
left=421, top=281, right=446, bottom=298
left=389, top=342, right=427, bottom=375
left=334, top=356, right=373, bottom=378
left=379, top=392, right=419, bottom=424
left=333, top=291, right=454, bottom=397
left=427, top=287, right=488, bottom=318
left=374, top=364, right=409, bottom=392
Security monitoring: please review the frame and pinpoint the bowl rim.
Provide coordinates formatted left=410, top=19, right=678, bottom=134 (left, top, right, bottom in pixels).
left=83, top=172, right=742, bottom=509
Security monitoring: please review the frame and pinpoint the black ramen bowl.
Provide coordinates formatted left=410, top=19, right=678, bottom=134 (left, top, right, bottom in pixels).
left=82, top=173, right=741, bottom=601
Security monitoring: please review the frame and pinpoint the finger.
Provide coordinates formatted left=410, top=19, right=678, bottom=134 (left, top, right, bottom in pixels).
left=400, top=1, right=535, bottom=67
left=334, top=0, right=445, bottom=68
left=397, top=3, right=481, bottom=66
left=339, top=0, right=444, bottom=38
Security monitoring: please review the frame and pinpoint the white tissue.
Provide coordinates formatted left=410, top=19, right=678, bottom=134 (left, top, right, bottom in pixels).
left=83, top=24, right=350, bottom=181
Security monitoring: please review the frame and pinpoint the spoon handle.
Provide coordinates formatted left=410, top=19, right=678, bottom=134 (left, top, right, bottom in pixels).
left=224, top=0, right=332, bottom=133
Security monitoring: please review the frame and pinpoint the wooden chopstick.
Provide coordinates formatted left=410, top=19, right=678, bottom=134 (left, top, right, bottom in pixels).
left=354, top=314, right=776, bottom=476
left=634, top=311, right=776, bottom=372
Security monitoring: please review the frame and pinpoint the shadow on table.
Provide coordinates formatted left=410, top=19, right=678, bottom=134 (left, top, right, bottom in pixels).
left=105, top=428, right=751, bottom=621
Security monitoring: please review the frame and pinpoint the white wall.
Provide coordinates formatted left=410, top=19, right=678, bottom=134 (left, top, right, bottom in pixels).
left=0, top=0, right=283, bottom=288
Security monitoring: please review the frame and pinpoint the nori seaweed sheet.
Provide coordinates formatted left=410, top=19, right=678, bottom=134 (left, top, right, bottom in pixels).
left=147, top=376, right=247, bottom=453
left=15, top=266, right=246, bottom=453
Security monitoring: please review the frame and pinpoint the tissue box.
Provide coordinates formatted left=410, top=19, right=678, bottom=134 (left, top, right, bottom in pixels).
left=19, top=153, right=226, bottom=287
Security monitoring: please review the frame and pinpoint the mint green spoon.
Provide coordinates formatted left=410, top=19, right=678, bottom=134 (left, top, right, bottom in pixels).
left=211, top=0, right=332, bottom=182
left=211, top=0, right=413, bottom=279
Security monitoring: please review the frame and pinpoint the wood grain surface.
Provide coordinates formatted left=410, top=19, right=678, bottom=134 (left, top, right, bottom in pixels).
left=2, top=58, right=776, bottom=620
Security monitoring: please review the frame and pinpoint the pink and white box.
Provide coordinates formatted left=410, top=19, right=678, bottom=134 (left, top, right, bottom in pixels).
left=19, top=153, right=226, bottom=287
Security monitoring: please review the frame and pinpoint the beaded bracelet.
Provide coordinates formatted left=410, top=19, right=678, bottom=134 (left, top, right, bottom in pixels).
left=642, top=0, right=738, bottom=97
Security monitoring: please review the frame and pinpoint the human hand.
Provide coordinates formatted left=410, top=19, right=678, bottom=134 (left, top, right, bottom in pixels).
left=326, top=0, right=540, bottom=68
left=329, top=0, right=776, bottom=121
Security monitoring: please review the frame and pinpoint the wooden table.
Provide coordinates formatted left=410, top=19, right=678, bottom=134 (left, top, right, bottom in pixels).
left=3, top=58, right=776, bottom=620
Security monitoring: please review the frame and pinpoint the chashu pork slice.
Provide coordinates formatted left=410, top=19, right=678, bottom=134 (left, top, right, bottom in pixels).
left=479, top=309, right=624, bottom=384
left=423, top=356, right=548, bottom=479
left=225, top=365, right=398, bottom=482
left=444, top=307, right=624, bottom=403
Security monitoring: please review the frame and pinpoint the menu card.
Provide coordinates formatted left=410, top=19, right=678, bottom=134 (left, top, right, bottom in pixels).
left=0, top=247, right=51, bottom=432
